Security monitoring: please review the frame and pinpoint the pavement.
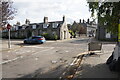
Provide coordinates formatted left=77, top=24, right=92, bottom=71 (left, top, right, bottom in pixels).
left=74, top=37, right=119, bottom=79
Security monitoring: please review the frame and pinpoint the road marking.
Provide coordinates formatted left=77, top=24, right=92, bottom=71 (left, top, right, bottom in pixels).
left=32, top=47, right=54, bottom=55
left=1, top=57, right=19, bottom=64
left=1, top=47, right=54, bottom=64
left=24, top=46, right=54, bottom=49
left=0, top=56, right=24, bottom=64
left=65, top=51, right=69, bottom=52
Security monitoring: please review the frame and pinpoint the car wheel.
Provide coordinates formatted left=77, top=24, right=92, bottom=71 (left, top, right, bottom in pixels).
left=24, top=41, right=27, bottom=44
left=41, top=42, right=43, bottom=44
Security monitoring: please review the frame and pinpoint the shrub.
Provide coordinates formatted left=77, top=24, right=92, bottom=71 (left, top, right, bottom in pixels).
left=53, top=34, right=58, bottom=40
left=69, top=30, right=75, bottom=38
left=42, top=33, right=50, bottom=40
left=42, top=33, right=58, bottom=40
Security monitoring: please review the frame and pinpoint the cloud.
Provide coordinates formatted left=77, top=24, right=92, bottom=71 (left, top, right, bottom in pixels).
left=10, top=0, right=91, bottom=24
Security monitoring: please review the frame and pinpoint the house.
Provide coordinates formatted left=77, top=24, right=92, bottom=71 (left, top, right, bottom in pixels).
left=96, top=24, right=117, bottom=41
left=69, top=19, right=97, bottom=37
left=2, top=16, right=70, bottom=40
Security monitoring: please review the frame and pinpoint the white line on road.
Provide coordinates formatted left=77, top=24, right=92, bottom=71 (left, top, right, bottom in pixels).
left=24, top=46, right=45, bottom=48
left=32, top=47, right=54, bottom=55
left=1, top=47, right=54, bottom=64
left=0, top=55, right=24, bottom=64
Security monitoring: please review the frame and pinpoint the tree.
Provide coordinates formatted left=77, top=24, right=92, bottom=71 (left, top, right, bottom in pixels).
left=16, top=21, right=20, bottom=26
left=87, top=1, right=120, bottom=35
left=71, top=21, right=86, bottom=37
left=0, top=0, right=16, bottom=27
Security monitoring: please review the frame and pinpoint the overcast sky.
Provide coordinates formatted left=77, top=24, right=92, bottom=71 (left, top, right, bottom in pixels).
left=10, top=0, right=92, bottom=25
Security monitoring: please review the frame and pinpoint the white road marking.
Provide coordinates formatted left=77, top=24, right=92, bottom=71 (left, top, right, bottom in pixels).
left=1, top=47, right=54, bottom=64
left=32, top=47, right=54, bottom=55
left=1, top=57, right=19, bottom=64
left=0, top=56, right=24, bottom=64
left=65, top=51, right=69, bottom=52
left=24, top=46, right=54, bottom=49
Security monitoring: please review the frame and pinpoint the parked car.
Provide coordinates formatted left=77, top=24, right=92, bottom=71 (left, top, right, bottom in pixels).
left=24, top=36, right=46, bottom=44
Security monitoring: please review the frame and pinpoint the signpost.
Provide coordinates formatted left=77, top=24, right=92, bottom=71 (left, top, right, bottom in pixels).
left=7, top=24, right=11, bottom=49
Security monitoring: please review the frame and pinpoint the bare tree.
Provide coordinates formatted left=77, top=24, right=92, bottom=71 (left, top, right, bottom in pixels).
left=0, top=0, right=16, bottom=28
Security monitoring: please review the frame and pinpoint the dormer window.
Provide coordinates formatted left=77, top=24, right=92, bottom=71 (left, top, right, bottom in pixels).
left=32, top=25, right=36, bottom=29
left=43, top=23, right=49, bottom=28
left=52, top=23, right=58, bottom=28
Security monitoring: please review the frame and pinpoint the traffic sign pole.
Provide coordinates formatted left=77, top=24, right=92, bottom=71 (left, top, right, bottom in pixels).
left=7, top=24, right=11, bottom=49
left=8, top=29, right=11, bottom=48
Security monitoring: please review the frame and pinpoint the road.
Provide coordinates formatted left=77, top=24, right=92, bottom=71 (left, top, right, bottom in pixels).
left=2, top=37, right=89, bottom=78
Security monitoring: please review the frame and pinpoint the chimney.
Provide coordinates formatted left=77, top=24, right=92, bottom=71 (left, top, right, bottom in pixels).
left=25, top=19, right=30, bottom=25
left=79, top=19, right=81, bottom=23
left=44, top=17, right=48, bottom=23
left=83, top=19, right=85, bottom=23
left=87, top=18, right=90, bottom=24
left=63, top=15, right=65, bottom=22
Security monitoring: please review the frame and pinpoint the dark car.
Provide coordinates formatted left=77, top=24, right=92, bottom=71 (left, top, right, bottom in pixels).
left=24, top=36, right=46, bottom=44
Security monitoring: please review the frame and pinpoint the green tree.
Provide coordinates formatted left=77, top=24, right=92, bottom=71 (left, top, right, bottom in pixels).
left=71, top=21, right=85, bottom=37
left=87, top=1, right=120, bottom=35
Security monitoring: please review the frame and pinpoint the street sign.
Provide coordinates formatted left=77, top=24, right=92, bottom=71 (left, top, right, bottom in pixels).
left=7, top=24, right=11, bottom=30
left=7, top=23, right=11, bottom=48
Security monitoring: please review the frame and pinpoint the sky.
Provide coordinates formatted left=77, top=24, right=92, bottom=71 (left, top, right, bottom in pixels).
left=10, top=0, right=92, bottom=25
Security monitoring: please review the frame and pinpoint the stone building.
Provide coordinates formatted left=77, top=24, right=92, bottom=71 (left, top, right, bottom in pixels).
left=96, top=25, right=117, bottom=41
left=2, top=16, right=70, bottom=40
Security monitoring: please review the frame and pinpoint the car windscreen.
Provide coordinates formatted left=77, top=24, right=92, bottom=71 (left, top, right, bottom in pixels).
left=32, top=36, right=43, bottom=39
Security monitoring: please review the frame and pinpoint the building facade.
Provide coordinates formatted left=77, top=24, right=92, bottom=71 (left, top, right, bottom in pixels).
left=2, top=16, right=70, bottom=40
left=96, top=25, right=117, bottom=41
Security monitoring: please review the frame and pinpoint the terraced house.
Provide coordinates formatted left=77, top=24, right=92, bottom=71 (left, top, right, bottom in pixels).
left=2, top=16, right=70, bottom=40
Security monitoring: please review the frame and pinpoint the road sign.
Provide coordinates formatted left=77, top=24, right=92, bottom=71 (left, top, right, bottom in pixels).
left=7, top=23, right=11, bottom=48
left=7, top=24, right=11, bottom=30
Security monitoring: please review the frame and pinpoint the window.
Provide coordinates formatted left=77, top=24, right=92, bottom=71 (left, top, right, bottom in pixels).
left=43, top=24, right=49, bottom=28
left=52, top=23, right=58, bottom=28
left=22, top=26, right=26, bottom=29
left=106, top=30, right=111, bottom=38
left=32, top=25, right=36, bottom=29
left=16, top=26, right=18, bottom=30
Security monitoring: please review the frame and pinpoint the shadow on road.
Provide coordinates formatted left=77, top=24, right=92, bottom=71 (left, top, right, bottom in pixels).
left=76, top=63, right=119, bottom=78
left=14, top=64, right=66, bottom=79
left=15, top=43, right=43, bottom=47
left=70, top=39, right=89, bottom=44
